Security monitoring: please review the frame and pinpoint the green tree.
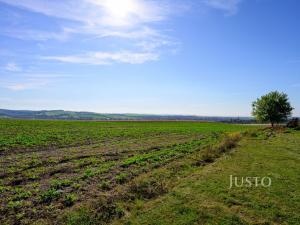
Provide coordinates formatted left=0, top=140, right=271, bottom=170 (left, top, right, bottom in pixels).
left=252, top=91, right=293, bottom=127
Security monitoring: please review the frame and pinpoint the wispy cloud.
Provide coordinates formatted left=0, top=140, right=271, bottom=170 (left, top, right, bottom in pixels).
left=1, top=28, right=71, bottom=41
left=203, top=0, right=243, bottom=15
left=0, top=0, right=169, bottom=27
left=0, top=73, right=69, bottom=91
left=4, top=63, right=22, bottom=72
left=0, top=0, right=182, bottom=65
left=0, top=0, right=242, bottom=68
left=6, top=82, right=41, bottom=91
left=43, top=51, right=159, bottom=65
left=2, top=79, right=49, bottom=91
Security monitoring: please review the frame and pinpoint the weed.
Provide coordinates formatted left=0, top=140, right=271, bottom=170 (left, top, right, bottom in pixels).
left=0, top=185, right=8, bottom=193
left=64, top=194, right=77, bottom=207
left=7, top=200, right=23, bottom=210
left=65, top=197, right=124, bottom=225
left=65, top=207, right=96, bottom=225
left=201, top=148, right=215, bottom=163
left=28, top=158, right=42, bottom=168
left=16, top=212, right=25, bottom=220
left=93, top=197, right=125, bottom=222
left=116, top=173, right=129, bottom=184
left=25, top=171, right=39, bottom=180
left=51, top=179, right=72, bottom=189
left=82, top=169, right=95, bottom=179
left=40, top=188, right=62, bottom=203
left=194, top=133, right=241, bottom=165
left=71, top=183, right=81, bottom=190
left=129, top=177, right=168, bottom=199
left=12, top=190, right=32, bottom=201
left=218, top=133, right=241, bottom=152
left=99, top=181, right=111, bottom=190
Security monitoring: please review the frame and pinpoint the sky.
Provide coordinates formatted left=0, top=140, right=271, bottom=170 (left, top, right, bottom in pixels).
left=0, top=0, right=299, bottom=116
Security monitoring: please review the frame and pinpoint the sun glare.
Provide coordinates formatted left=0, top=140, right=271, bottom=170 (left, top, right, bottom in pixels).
left=102, top=0, right=139, bottom=19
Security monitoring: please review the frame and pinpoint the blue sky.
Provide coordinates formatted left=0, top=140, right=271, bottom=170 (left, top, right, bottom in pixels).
left=0, top=0, right=299, bottom=116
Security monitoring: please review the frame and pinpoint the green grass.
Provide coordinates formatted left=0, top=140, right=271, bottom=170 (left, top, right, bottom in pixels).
left=0, top=119, right=255, bottom=152
left=5, top=119, right=296, bottom=225
left=113, top=130, right=300, bottom=225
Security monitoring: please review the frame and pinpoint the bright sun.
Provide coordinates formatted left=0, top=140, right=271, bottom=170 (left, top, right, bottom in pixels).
left=102, top=0, right=139, bottom=19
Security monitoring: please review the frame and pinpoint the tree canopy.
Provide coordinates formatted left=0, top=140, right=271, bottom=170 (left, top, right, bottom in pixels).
left=252, top=91, right=293, bottom=127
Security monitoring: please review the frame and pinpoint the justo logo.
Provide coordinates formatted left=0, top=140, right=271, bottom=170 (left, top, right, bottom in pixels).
left=229, top=175, right=272, bottom=189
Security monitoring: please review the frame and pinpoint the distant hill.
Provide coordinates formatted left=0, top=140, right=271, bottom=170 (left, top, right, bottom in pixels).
left=0, top=109, right=254, bottom=123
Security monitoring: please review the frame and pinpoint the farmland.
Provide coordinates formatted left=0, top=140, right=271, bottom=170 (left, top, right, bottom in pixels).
left=0, top=119, right=299, bottom=224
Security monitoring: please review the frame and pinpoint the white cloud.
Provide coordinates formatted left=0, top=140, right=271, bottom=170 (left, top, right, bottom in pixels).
left=203, top=0, right=242, bottom=14
left=0, top=0, right=168, bottom=27
left=0, top=0, right=181, bottom=64
left=43, top=51, right=159, bottom=65
left=0, top=0, right=245, bottom=69
left=0, top=0, right=172, bottom=37
left=5, top=63, right=22, bottom=72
